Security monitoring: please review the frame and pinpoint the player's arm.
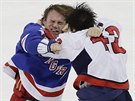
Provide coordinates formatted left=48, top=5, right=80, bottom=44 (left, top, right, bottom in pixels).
left=21, top=23, right=61, bottom=55
left=37, top=38, right=61, bottom=54
left=62, top=24, right=102, bottom=37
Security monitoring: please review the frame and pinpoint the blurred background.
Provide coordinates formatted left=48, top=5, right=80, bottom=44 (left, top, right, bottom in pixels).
left=0, top=0, right=135, bottom=101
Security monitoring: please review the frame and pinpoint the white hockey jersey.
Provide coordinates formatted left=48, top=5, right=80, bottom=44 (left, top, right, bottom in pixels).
left=54, top=18, right=129, bottom=90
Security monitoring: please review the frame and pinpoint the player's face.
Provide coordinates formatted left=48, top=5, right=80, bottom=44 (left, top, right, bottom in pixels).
left=43, top=10, right=66, bottom=38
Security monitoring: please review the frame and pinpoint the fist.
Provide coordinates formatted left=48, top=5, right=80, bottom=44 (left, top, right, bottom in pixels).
left=50, top=43, right=61, bottom=54
left=86, top=25, right=102, bottom=37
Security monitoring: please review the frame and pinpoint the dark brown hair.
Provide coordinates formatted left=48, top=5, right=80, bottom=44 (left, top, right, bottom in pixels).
left=67, top=3, right=97, bottom=32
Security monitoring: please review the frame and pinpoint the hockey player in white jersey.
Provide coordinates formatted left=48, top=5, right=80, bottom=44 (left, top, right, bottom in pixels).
left=54, top=3, right=132, bottom=101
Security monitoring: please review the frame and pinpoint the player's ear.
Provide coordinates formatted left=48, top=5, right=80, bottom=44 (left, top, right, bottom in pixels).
left=42, top=18, right=47, bottom=26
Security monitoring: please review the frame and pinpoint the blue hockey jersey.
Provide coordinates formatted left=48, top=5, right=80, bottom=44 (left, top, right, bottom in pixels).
left=3, top=23, right=71, bottom=101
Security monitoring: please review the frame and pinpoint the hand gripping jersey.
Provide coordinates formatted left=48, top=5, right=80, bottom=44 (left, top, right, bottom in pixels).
left=55, top=18, right=129, bottom=90
left=3, top=23, right=71, bottom=101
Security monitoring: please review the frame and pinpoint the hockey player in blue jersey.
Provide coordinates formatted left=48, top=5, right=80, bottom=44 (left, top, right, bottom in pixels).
left=3, top=4, right=74, bottom=101
left=57, top=3, right=132, bottom=101
left=3, top=4, right=101, bottom=101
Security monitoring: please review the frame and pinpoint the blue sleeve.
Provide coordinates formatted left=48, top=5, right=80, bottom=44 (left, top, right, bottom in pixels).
left=20, top=23, right=44, bottom=55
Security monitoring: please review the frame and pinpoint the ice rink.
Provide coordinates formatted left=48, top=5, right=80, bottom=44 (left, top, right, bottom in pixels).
left=1, top=0, right=135, bottom=101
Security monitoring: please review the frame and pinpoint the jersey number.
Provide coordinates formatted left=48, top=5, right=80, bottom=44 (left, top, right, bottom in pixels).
left=91, top=26, right=126, bottom=54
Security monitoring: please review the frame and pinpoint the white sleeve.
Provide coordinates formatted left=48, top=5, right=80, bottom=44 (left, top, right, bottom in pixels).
left=37, top=38, right=49, bottom=54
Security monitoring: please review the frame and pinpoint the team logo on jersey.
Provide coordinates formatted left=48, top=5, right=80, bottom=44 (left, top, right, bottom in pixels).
left=44, top=58, right=67, bottom=75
